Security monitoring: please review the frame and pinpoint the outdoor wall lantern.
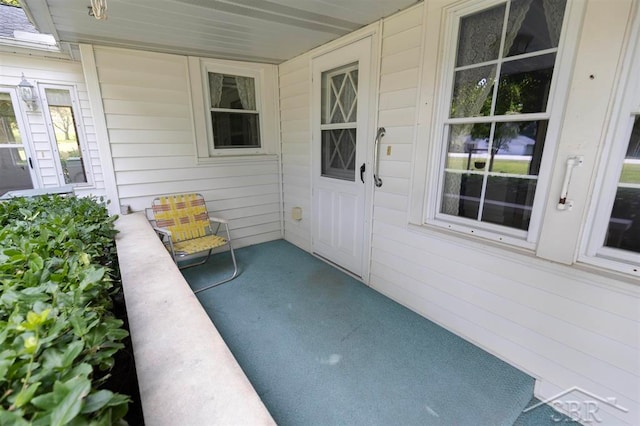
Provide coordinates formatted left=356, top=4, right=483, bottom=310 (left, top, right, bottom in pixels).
left=88, top=0, right=108, bottom=20
left=18, top=74, right=39, bottom=112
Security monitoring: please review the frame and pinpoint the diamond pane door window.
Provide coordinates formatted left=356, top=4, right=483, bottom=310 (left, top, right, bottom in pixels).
left=321, top=63, right=358, bottom=181
left=440, top=0, right=567, bottom=232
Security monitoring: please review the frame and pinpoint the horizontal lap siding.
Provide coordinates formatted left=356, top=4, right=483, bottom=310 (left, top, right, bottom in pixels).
left=279, top=56, right=311, bottom=251
left=93, top=47, right=281, bottom=248
left=1, top=54, right=104, bottom=196
left=370, top=5, right=639, bottom=424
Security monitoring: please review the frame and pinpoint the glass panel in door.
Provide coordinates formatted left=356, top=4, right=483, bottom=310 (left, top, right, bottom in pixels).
left=45, top=88, right=87, bottom=184
left=321, top=63, right=358, bottom=181
left=0, top=92, right=33, bottom=196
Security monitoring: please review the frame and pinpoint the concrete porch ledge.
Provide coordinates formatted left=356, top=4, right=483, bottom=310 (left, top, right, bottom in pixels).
left=115, top=213, right=275, bottom=426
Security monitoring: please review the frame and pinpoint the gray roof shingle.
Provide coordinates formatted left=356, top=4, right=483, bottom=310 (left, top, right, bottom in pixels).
left=0, top=4, right=38, bottom=39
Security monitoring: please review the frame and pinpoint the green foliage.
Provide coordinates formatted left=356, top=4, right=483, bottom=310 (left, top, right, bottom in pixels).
left=0, top=1, right=20, bottom=7
left=0, top=195, right=129, bottom=424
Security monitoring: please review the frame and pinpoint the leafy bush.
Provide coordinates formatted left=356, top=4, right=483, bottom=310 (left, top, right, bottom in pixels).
left=0, top=195, right=130, bottom=425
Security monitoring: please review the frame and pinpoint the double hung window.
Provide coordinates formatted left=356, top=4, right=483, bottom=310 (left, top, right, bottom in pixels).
left=189, top=58, right=275, bottom=160
left=436, top=0, right=567, bottom=237
left=584, top=24, right=640, bottom=272
left=207, top=73, right=260, bottom=152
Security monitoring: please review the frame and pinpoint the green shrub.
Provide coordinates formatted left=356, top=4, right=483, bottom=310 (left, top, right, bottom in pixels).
left=0, top=195, right=130, bottom=425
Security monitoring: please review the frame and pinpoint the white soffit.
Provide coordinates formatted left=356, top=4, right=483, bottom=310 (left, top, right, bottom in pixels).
left=22, top=0, right=420, bottom=64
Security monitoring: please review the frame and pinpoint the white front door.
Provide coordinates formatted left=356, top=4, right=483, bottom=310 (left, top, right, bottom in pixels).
left=0, top=89, right=38, bottom=196
left=312, top=37, right=373, bottom=277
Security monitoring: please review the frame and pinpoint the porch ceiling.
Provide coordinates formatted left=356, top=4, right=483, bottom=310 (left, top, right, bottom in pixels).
left=20, top=0, right=418, bottom=64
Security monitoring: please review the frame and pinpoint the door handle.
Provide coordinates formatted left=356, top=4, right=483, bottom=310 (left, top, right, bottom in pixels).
left=28, top=157, right=33, bottom=169
left=360, top=163, right=366, bottom=183
left=373, top=127, right=385, bottom=187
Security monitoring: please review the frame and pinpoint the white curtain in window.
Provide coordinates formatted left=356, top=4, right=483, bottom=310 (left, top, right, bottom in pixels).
left=543, top=0, right=565, bottom=47
left=235, top=76, right=256, bottom=110
left=208, top=73, right=224, bottom=108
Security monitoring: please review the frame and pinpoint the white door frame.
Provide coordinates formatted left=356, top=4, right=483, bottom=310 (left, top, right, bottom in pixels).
left=0, top=87, right=41, bottom=190
left=310, top=33, right=380, bottom=280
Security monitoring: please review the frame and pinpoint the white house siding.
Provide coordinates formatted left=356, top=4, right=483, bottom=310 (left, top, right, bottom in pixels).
left=89, top=46, right=282, bottom=249
left=0, top=52, right=104, bottom=196
left=279, top=56, right=312, bottom=251
left=279, top=2, right=639, bottom=424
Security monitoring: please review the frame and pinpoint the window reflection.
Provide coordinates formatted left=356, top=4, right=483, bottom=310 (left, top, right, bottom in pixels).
left=605, top=116, right=640, bottom=253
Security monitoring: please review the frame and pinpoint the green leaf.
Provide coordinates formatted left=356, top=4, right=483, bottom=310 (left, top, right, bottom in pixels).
left=81, top=390, right=113, bottom=414
left=0, top=407, right=29, bottom=426
left=28, top=254, right=44, bottom=272
left=30, top=392, right=57, bottom=410
left=23, top=336, right=38, bottom=354
left=50, top=376, right=91, bottom=426
left=42, top=347, right=64, bottom=370
left=61, top=341, right=84, bottom=368
left=14, top=381, right=41, bottom=408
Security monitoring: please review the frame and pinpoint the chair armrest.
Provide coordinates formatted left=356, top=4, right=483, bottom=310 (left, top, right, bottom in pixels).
left=209, top=216, right=229, bottom=225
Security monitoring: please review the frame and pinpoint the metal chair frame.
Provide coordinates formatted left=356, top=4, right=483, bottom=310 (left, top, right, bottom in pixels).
left=150, top=193, right=238, bottom=293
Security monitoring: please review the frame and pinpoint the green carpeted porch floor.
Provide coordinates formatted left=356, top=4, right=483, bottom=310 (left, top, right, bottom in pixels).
left=182, top=239, right=574, bottom=425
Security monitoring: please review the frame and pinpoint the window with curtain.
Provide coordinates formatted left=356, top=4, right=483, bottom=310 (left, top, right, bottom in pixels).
left=437, top=0, right=567, bottom=234
left=208, top=73, right=260, bottom=153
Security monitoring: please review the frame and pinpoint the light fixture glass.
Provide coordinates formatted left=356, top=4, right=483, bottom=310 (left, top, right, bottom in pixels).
left=18, top=73, right=38, bottom=111
left=90, top=0, right=108, bottom=20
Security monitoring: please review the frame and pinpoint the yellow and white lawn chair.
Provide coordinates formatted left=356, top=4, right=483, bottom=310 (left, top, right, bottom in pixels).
left=150, top=193, right=238, bottom=292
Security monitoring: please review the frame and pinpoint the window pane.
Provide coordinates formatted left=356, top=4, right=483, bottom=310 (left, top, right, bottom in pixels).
left=0, top=93, right=22, bottom=144
left=489, top=120, right=547, bottom=175
left=45, top=89, right=86, bottom=184
left=0, top=147, right=32, bottom=196
left=482, top=176, right=536, bottom=230
left=495, top=54, right=555, bottom=115
left=504, top=0, right=567, bottom=57
left=605, top=187, right=640, bottom=253
left=321, top=129, right=356, bottom=181
left=456, top=4, right=506, bottom=67
left=620, top=116, right=640, bottom=184
left=209, top=73, right=256, bottom=110
left=450, top=65, right=497, bottom=118
left=211, top=112, right=260, bottom=149
left=446, top=123, right=490, bottom=171
left=322, top=63, right=358, bottom=124
left=441, top=172, right=482, bottom=220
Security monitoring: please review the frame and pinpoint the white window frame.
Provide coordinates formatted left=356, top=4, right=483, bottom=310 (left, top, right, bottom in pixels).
left=417, top=0, right=581, bottom=250
left=39, top=83, right=93, bottom=188
left=582, top=7, right=640, bottom=276
left=0, top=86, right=41, bottom=189
left=188, top=57, right=279, bottom=161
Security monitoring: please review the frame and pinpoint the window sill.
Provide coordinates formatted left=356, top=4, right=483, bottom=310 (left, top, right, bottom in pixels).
left=576, top=252, right=640, bottom=280
left=196, top=153, right=279, bottom=166
left=407, top=221, right=536, bottom=257
left=416, top=217, right=536, bottom=251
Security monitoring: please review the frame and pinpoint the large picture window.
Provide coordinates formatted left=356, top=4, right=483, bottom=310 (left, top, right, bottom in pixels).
left=437, top=0, right=567, bottom=235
